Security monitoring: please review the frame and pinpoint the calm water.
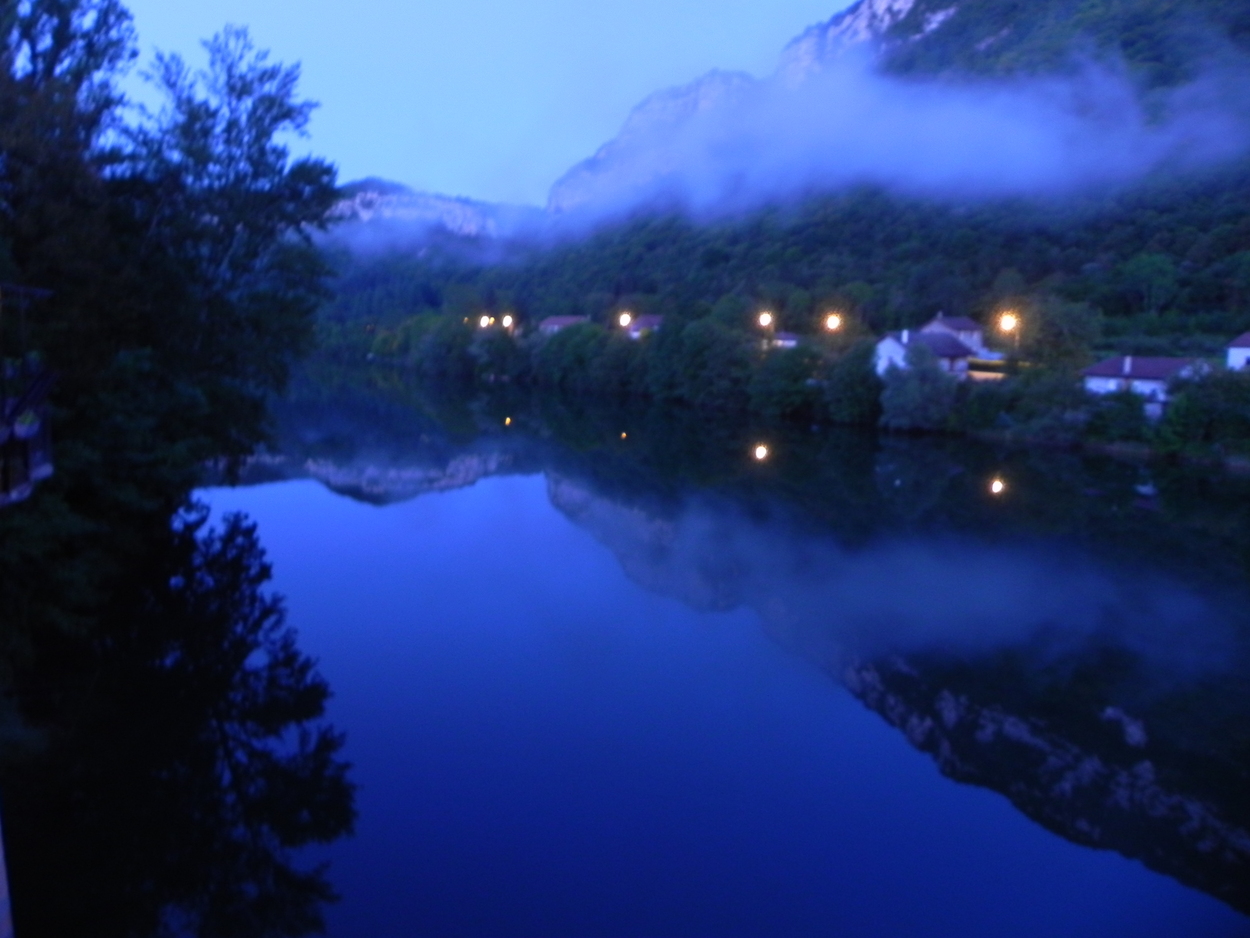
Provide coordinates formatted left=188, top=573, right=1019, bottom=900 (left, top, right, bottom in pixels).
left=205, top=444, right=1250, bottom=937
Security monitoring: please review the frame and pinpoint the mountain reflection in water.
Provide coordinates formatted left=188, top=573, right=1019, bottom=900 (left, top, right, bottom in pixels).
left=219, top=385, right=1250, bottom=931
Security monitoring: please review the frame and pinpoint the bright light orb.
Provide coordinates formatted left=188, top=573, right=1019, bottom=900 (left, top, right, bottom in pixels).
left=504, top=417, right=512, bottom=426
left=479, top=315, right=491, bottom=328
left=999, top=312, right=1019, bottom=333
left=502, top=314, right=514, bottom=328
left=619, top=312, right=633, bottom=328
left=825, top=313, right=843, bottom=332
left=758, top=312, right=774, bottom=329
left=990, top=478, right=1006, bottom=495
left=754, top=444, right=770, bottom=461
left=620, top=432, right=628, bottom=440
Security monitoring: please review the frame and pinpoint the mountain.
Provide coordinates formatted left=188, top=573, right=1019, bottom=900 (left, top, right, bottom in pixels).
left=547, top=71, right=757, bottom=215
left=330, top=178, right=543, bottom=240
left=545, top=0, right=1250, bottom=215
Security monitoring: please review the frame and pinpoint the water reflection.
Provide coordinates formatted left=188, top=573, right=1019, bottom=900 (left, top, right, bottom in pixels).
left=0, top=508, right=355, bottom=938
left=256, top=378, right=1250, bottom=919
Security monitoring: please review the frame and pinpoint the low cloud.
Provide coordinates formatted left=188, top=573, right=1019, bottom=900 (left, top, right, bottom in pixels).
left=549, top=52, right=1250, bottom=220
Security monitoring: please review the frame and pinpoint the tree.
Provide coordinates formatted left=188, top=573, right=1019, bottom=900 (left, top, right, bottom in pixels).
left=749, top=345, right=821, bottom=421
left=1160, top=372, right=1250, bottom=455
left=823, top=339, right=883, bottom=426
left=128, top=25, right=338, bottom=458
left=879, top=343, right=958, bottom=432
left=1120, top=253, right=1178, bottom=317
left=1020, top=295, right=1102, bottom=369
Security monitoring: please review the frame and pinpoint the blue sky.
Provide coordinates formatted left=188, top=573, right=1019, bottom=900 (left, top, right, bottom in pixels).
left=121, top=0, right=849, bottom=205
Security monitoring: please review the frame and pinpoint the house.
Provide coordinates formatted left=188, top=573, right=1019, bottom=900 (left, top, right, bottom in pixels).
left=770, top=331, right=801, bottom=349
left=1081, top=356, right=1207, bottom=418
left=874, top=329, right=974, bottom=378
left=922, top=312, right=1001, bottom=360
left=537, top=316, right=589, bottom=336
left=1228, top=332, right=1250, bottom=371
left=625, top=315, right=664, bottom=339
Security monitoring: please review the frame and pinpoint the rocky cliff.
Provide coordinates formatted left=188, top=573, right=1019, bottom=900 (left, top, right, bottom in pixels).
left=330, top=178, right=543, bottom=240
left=546, top=71, right=758, bottom=215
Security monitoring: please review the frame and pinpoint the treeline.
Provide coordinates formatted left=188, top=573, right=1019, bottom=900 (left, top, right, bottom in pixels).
left=340, top=309, right=1250, bottom=460
left=881, top=0, right=1250, bottom=89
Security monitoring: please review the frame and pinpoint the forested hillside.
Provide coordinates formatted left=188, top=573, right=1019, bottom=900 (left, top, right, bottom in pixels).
left=323, top=160, right=1250, bottom=357
left=876, top=0, right=1250, bottom=87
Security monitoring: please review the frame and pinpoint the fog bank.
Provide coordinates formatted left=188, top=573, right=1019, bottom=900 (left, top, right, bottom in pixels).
left=549, top=53, right=1250, bottom=220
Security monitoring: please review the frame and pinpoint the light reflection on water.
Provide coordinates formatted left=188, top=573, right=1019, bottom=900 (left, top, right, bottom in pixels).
left=204, top=469, right=1250, bottom=938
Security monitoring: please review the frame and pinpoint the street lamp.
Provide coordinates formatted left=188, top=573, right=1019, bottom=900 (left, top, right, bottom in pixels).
left=619, top=312, right=633, bottom=328
left=753, top=444, right=770, bottom=461
left=999, top=311, right=1021, bottom=355
left=990, top=477, right=1006, bottom=496
left=502, top=314, right=514, bottom=329
left=758, top=311, right=774, bottom=329
left=824, top=313, right=843, bottom=332
left=479, top=315, right=491, bottom=329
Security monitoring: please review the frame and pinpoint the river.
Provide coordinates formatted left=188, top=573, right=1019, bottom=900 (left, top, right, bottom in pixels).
left=197, top=392, right=1250, bottom=936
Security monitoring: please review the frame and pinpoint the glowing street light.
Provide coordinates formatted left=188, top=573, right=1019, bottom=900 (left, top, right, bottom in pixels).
left=758, top=312, right=774, bottom=329
left=479, top=315, right=491, bottom=328
left=619, top=312, right=633, bottom=328
left=990, top=477, right=1006, bottom=496
left=999, top=311, right=1021, bottom=354
left=754, top=444, right=770, bottom=461
left=504, top=417, right=512, bottom=426
left=502, top=314, right=514, bottom=328
left=825, top=313, right=844, bottom=332
left=620, top=432, right=628, bottom=440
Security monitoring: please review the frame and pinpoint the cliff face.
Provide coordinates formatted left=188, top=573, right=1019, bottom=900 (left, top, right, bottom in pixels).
left=778, top=0, right=921, bottom=83
left=330, top=180, right=543, bottom=239
left=546, top=70, right=758, bottom=215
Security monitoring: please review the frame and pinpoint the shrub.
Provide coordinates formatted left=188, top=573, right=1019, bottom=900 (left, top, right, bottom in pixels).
left=1159, top=372, right=1250, bottom=455
left=749, top=346, right=822, bottom=421
left=879, top=343, right=958, bottom=432
left=1086, top=390, right=1149, bottom=442
left=823, top=339, right=883, bottom=426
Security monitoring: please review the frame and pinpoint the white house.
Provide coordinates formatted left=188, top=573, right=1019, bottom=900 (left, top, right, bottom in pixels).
left=1227, top=331, right=1250, bottom=371
left=1082, top=356, right=1207, bottom=418
left=922, top=313, right=1002, bottom=360
left=538, top=315, right=589, bottom=336
left=875, top=329, right=974, bottom=378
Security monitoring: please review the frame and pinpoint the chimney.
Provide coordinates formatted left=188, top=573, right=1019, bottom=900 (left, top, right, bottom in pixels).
left=1123, top=355, right=1133, bottom=376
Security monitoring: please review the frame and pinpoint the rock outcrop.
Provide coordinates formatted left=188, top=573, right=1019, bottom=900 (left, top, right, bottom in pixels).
left=330, top=179, right=542, bottom=239
left=778, top=0, right=920, bottom=83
